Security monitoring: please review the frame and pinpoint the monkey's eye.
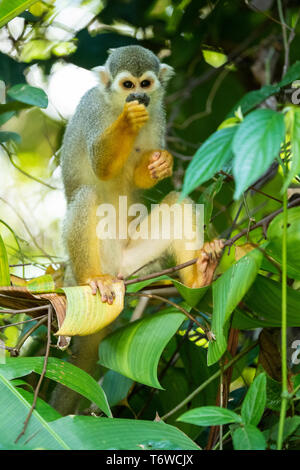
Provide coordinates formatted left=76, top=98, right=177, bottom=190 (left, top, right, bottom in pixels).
left=123, top=81, right=134, bottom=89
left=141, top=79, right=151, bottom=88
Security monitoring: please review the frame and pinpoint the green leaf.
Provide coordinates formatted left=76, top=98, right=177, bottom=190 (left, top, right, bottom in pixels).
left=228, top=84, right=279, bottom=117
left=278, top=61, right=300, bottom=87
left=50, top=416, right=199, bottom=450
left=232, top=109, right=285, bottom=199
left=208, top=249, right=262, bottom=365
left=0, top=357, right=111, bottom=417
left=233, top=424, right=266, bottom=450
left=7, top=84, right=48, bottom=108
left=26, top=274, right=55, bottom=292
left=58, top=284, right=124, bottom=336
left=0, top=372, right=69, bottom=449
left=127, top=275, right=208, bottom=307
left=241, top=373, right=266, bottom=426
left=0, top=101, right=31, bottom=114
left=266, top=206, right=300, bottom=280
left=177, top=406, right=242, bottom=426
left=198, top=175, right=225, bottom=229
left=0, top=131, right=21, bottom=143
left=101, top=370, right=133, bottom=407
left=266, top=376, right=282, bottom=412
left=99, top=307, right=186, bottom=389
left=0, top=234, right=10, bottom=286
left=269, top=416, right=300, bottom=442
left=233, top=275, right=300, bottom=329
left=228, top=61, right=300, bottom=117
left=282, top=111, right=300, bottom=191
left=182, top=126, right=237, bottom=198
left=0, top=0, right=38, bottom=28
left=17, top=388, right=61, bottom=422
left=0, top=110, right=15, bottom=125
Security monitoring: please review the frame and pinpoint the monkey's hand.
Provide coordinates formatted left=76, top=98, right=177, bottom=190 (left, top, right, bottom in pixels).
left=123, top=100, right=149, bottom=132
left=89, top=274, right=125, bottom=304
left=148, top=150, right=173, bottom=181
left=191, top=239, right=224, bottom=288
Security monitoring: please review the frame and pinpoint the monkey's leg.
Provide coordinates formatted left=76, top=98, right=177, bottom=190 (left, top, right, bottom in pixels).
left=63, top=186, right=101, bottom=284
left=50, top=187, right=122, bottom=415
left=120, top=191, right=223, bottom=286
left=63, top=185, right=124, bottom=302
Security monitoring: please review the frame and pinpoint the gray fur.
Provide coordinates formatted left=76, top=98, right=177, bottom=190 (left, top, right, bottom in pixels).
left=107, top=45, right=160, bottom=78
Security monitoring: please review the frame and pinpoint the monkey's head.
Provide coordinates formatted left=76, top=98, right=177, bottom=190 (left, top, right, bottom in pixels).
left=95, top=45, right=174, bottom=111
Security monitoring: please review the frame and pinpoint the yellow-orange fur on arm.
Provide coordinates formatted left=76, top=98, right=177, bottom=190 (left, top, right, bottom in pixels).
left=91, top=101, right=148, bottom=180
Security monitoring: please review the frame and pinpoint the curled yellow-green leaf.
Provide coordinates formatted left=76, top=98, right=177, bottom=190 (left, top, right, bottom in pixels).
left=56, top=283, right=124, bottom=336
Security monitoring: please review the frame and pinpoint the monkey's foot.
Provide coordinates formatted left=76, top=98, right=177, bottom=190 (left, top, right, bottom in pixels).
left=192, top=239, right=225, bottom=288
left=148, top=150, right=173, bottom=181
left=89, top=274, right=125, bottom=304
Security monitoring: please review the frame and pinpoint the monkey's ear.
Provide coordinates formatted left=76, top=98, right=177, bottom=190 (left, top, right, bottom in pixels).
left=159, top=63, right=175, bottom=84
left=92, top=66, right=111, bottom=86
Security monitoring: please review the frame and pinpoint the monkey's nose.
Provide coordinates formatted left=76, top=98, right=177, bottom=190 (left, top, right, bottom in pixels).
left=126, top=92, right=150, bottom=107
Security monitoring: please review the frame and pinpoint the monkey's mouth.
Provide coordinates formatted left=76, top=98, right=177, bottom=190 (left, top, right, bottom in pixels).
left=125, top=92, right=150, bottom=107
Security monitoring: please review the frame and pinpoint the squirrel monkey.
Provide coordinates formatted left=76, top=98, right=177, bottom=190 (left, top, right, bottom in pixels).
left=53, top=46, right=223, bottom=414
left=61, top=45, right=223, bottom=301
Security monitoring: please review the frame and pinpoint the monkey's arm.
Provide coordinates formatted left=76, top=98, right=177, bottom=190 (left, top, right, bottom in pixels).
left=90, top=101, right=148, bottom=180
left=134, top=149, right=173, bottom=188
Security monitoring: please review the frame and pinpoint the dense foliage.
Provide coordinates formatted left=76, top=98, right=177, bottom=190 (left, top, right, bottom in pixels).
left=0, top=0, right=300, bottom=451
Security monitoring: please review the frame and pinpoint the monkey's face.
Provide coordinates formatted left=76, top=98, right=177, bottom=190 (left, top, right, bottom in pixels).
left=109, top=70, right=163, bottom=112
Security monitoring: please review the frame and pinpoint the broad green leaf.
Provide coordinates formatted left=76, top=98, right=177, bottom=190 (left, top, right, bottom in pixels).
left=7, top=84, right=48, bottom=108
left=233, top=425, right=266, bottom=450
left=180, top=341, right=219, bottom=407
left=0, top=441, right=38, bottom=450
left=0, top=357, right=111, bottom=417
left=266, top=206, right=300, bottom=280
left=269, top=416, right=300, bottom=442
left=138, top=440, right=186, bottom=450
left=127, top=275, right=209, bottom=308
left=101, top=370, right=133, bottom=407
left=228, top=61, right=300, bottom=117
left=0, top=0, right=38, bottom=27
left=282, top=110, right=300, bottom=191
left=232, top=109, right=285, bottom=199
left=241, top=373, right=266, bottom=426
left=177, top=406, right=242, bottom=426
left=0, top=110, right=15, bottom=125
left=208, top=249, right=262, bottom=365
left=50, top=416, right=199, bottom=450
left=99, top=307, right=185, bottom=389
left=0, top=101, right=31, bottom=114
left=233, top=276, right=300, bottom=329
left=278, top=61, right=300, bottom=87
left=17, top=388, right=61, bottom=422
left=171, top=278, right=209, bottom=307
left=228, top=84, right=279, bottom=117
left=0, top=372, right=69, bottom=449
left=0, top=131, right=21, bottom=143
left=0, top=234, right=10, bottom=286
left=182, top=126, right=237, bottom=198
